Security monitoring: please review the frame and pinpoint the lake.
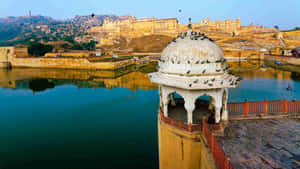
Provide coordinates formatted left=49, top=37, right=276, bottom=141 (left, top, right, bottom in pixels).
left=0, top=61, right=299, bottom=169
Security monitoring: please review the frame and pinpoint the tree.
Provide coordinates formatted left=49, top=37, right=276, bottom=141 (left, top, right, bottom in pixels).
left=28, top=43, right=53, bottom=57
left=274, top=25, right=279, bottom=30
left=63, top=36, right=75, bottom=43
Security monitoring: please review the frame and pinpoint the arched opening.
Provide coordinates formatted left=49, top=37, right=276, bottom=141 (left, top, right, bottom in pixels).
left=167, top=92, right=187, bottom=123
left=193, top=95, right=211, bottom=124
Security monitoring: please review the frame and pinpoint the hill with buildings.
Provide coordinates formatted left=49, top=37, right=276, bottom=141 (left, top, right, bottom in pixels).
left=0, top=13, right=300, bottom=57
left=0, top=14, right=131, bottom=46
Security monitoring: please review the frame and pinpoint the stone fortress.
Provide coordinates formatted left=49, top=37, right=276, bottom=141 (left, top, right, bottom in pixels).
left=192, top=18, right=241, bottom=33
left=89, top=16, right=180, bottom=45
left=88, top=16, right=278, bottom=46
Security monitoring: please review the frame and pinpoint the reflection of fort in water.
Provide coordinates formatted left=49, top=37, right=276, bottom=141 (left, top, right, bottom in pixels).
left=0, top=63, right=158, bottom=92
left=0, top=60, right=299, bottom=92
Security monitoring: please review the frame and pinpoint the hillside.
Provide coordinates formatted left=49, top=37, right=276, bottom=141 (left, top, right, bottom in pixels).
left=0, top=14, right=132, bottom=46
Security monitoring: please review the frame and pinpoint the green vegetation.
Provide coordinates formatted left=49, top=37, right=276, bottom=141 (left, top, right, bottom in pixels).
left=28, top=43, right=54, bottom=57
left=274, top=25, right=279, bottom=30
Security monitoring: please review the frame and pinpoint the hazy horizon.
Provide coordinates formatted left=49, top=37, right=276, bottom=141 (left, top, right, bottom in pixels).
left=0, top=0, right=299, bottom=30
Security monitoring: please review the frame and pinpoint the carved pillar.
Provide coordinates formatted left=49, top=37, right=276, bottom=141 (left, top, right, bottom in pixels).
left=161, top=87, right=170, bottom=117
left=214, top=92, right=223, bottom=123
left=221, top=90, right=228, bottom=121
left=215, top=106, right=221, bottom=123
left=183, top=95, right=196, bottom=124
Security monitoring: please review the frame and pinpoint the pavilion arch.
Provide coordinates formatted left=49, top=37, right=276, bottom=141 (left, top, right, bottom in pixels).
left=160, top=85, right=227, bottom=124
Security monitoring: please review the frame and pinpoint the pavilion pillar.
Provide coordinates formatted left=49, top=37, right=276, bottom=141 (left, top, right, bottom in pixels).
left=214, top=95, right=222, bottom=123
left=161, top=91, right=170, bottom=117
left=184, top=96, right=196, bottom=124
left=221, top=91, right=228, bottom=121
left=215, top=106, right=221, bottom=123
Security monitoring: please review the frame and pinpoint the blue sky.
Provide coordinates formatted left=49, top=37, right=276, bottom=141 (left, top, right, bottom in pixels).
left=0, top=0, right=299, bottom=30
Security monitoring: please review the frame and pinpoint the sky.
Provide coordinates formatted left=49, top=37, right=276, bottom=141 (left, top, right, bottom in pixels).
left=0, top=0, right=299, bottom=30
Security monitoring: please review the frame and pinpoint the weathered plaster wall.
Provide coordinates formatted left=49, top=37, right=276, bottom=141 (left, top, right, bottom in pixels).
left=158, top=116, right=217, bottom=169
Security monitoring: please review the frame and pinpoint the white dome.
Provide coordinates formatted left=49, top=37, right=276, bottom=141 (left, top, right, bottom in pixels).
left=159, top=30, right=225, bottom=75
left=149, top=30, right=241, bottom=90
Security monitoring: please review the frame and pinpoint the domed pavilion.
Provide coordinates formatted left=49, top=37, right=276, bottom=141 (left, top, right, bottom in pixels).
left=149, top=30, right=241, bottom=127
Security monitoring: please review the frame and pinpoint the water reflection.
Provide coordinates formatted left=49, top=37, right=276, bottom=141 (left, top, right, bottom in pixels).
left=0, top=63, right=158, bottom=92
left=29, top=79, right=55, bottom=92
left=0, top=61, right=299, bottom=169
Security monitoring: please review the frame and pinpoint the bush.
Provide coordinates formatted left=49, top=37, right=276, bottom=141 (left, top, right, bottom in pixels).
left=28, top=43, right=53, bottom=57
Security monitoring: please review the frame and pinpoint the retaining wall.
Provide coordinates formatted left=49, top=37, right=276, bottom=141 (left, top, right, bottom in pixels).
left=10, top=57, right=135, bottom=70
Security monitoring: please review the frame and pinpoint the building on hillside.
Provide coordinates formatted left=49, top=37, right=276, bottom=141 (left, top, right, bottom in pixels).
left=89, top=17, right=179, bottom=45
left=89, top=17, right=245, bottom=46
left=192, top=18, right=241, bottom=34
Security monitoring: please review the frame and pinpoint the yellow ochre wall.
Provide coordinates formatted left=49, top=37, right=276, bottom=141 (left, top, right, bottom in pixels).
left=158, top=115, right=217, bottom=169
left=11, top=57, right=135, bottom=70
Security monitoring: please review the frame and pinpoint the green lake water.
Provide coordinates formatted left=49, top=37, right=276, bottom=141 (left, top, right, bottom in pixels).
left=0, top=61, right=299, bottom=169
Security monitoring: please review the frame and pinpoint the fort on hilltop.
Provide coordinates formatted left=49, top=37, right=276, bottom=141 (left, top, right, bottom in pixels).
left=89, top=17, right=278, bottom=46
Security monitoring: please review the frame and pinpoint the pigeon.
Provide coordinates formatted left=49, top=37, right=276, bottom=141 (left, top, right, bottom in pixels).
left=211, top=78, right=215, bottom=82
left=202, top=69, right=206, bottom=73
left=220, top=81, right=223, bottom=85
left=187, top=70, right=191, bottom=74
left=204, top=80, right=209, bottom=84
left=208, top=83, right=213, bottom=87
left=194, top=79, right=198, bottom=83
left=207, top=60, right=210, bottom=63
left=187, top=60, right=191, bottom=64
left=229, top=78, right=232, bottom=82
left=177, top=61, right=180, bottom=64
left=216, top=69, right=221, bottom=72
left=201, top=61, right=205, bottom=64
left=196, top=60, right=200, bottom=64
left=189, top=84, right=192, bottom=87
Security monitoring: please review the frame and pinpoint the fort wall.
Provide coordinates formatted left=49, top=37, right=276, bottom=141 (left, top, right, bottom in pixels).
left=0, top=47, right=15, bottom=67
left=89, top=17, right=243, bottom=46
left=10, top=57, right=135, bottom=70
